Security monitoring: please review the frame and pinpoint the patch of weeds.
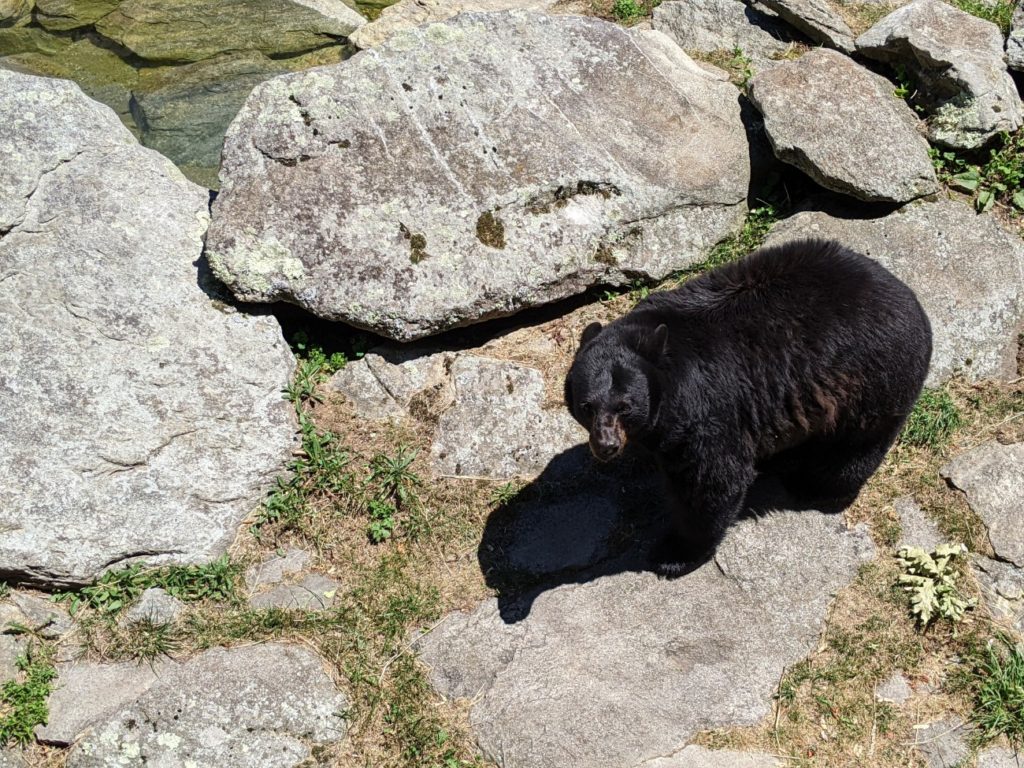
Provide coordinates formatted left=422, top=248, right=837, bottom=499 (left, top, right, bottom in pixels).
left=896, top=544, right=975, bottom=628
left=611, top=0, right=643, bottom=21
left=488, top=481, right=522, bottom=507
left=367, top=499, right=398, bottom=544
left=969, top=635, right=1024, bottom=745
left=55, top=555, right=241, bottom=616
left=949, top=0, right=1014, bottom=33
left=674, top=204, right=778, bottom=283
left=108, top=619, right=184, bottom=663
left=694, top=47, right=754, bottom=89
left=592, top=0, right=661, bottom=23
left=931, top=131, right=1024, bottom=213
left=0, top=644, right=56, bottom=745
left=899, top=387, right=963, bottom=449
left=367, top=446, right=424, bottom=543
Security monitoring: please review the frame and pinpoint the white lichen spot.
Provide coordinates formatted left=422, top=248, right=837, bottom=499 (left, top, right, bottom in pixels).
left=222, top=234, right=306, bottom=295
left=157, top=732, right=182, bottom=749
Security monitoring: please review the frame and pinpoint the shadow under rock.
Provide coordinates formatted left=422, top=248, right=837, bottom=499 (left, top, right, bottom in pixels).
left=479, top=440, right=841, bottom=625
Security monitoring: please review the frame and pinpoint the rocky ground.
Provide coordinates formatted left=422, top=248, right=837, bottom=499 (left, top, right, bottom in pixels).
left=1, top=0, right=1024, bottom=766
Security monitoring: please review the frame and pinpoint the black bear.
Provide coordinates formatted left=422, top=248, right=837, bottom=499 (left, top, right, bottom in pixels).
left=564, top=239, right=932, bottom=578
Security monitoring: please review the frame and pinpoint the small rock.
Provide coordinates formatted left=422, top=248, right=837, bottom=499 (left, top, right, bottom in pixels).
left=942, top=442, right=1024, bottom=567
left=67, top=644, right=347, bottom=767
left=351, top=0, right=559, bottom=49
left=875, top=670, right=912, bottom=705
left=764, top=200, right=1024, bottom=386
left=430, top=356, right=584, bottom=479
left=972, top=555, right=1024, bottom=632
left=896, top=497, right=943, bottom=551
left=245, top=548, right=312, bottom=588
left=978, top=747, right=1024, bottom=767
left=653, top=0, right=799, bottom=68
left=755, top=0, right=855, bottom=52
left=856, top=0, right=1022, bottom=149
left=36, top=661, right=159, bottom=746
left=748, top=48, right=938, bottom=203
left=913, top=716, right=972, bottom=768
left=119, top=588, right=185, bottom=626
left=638, top=744, right=783, bottom=767
left=329, top=349, right=453, bottom=422
left=9, top=593, right=72, bottom=640
left=249, top=574, right=341, bottom=611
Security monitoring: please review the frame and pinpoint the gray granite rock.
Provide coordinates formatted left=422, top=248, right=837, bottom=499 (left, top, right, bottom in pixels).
left=764, top=200, right=1024, bottom=386
left=942, top=442, right=1024, bottom=567
left=67, top=644, right=347, bottom=767
left=8, top=593, right=72, bottom=639
left=94, top=0, right=364, bottom=64
left=249, top=574, right=341, bottom=611
left=978, top=747, right=1023, bottom=767
left=972, top=555, right=1024, bottom=632
left=638, top=745, right=783, bottom=767
left=0, top=0, right=32, bottom=25
left=206, top=12, right=750, bottom=341
left=653, top=0, right=798, bottom=68
left=755, top=0, right=855, bottom=52
left=351, top=0, right=558, bottom=49
left=875, top=670, right=912, bottom=704
left=0, top=71, right=296, bottom=587
left=120, top=588, right=186, bottom=626
left=430, top=356, right=584, bottom=479
left=417, top=511, right=874, bottom=768
left=857, top=0, right=1022, bottom=149
left=913, top=716, right=971, bottom=768
left=329, top=348, right=453, bottom=422
left=1008, top=4, right=1024, bottom=71
left=896, top=497, right=943, bottom=552
left=748, top=48, right=937, bottom=203
left=0, top=750, right=26, bottom=768
left=0, top=635, right=26, bottom=681
left=245, top=548, right=311, bottom=588
left=36, top=661, right=159, bottom=746
left=32, top=0, right=118, bottom=31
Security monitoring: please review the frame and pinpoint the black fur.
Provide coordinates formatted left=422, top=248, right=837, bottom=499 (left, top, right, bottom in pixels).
left=564, top=239, right=932, bottom=578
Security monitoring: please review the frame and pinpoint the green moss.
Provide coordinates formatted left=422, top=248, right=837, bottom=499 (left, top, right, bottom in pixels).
left=400, top=223, right=430, bottom=263
left=475, top=210, right=506, bottom=250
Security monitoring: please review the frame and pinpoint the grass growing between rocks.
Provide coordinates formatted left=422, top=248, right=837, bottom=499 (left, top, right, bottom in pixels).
left=949, top=0, right=1015, bottom=33
left=694, top=377, right=1024, bottom=766
left=0, top=644, right=56, bottom=745
left=931, top=130, right=1024, bottom=214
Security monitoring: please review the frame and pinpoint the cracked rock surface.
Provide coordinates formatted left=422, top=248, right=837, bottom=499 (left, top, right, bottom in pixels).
left=417, top=510, right=873, bottom=768
left=61, top=644, right=348, bottom=767
left=206, top=11, right=750, bottom=341
left=0, top=70, right=295, bottom=587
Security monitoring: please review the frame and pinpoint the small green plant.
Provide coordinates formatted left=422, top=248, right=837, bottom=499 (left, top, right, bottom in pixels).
left=896, top=544, right=975, bottom=627
left=369, top=446, right=421, bottom=508
left=0, top=644, right=56, bottom=745
left=931, top=131, right=1024, bottom=213
left=489, top=481, right=522, bottom=507
left=367, top=499, right=397, bottom=543
left=113, top=619, right=183, bottom=662
left=612, top=0, right=643, bottom=21
left=55, top=555, right=241, bottom=616
left=970, top=635, right=1024, bottom=745
left=899, top=387, right=963, bottom=449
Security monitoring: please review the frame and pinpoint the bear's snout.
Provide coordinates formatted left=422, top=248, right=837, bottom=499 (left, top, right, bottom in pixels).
left=589, top=414, right=626, bottom=462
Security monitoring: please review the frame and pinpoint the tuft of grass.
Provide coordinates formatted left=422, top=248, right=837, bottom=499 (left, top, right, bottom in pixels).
left=0, top=644, right=56, bottom=745
left=54, top=555, right=241, bottom=616
left=899, top=387, right=963, bottom=450
left=108, top=619, right=184, bottom=663
left=949, top=0, right=1014, bottom=33
left=931, top=130, right=1024, bottom=213
left=611, top=0, right=643, bottom=20
left=972, top=637, right=1024, bottom=745
left=694, top=47, right=754, bottom=89
left=592, top=0, right=661, bottom=24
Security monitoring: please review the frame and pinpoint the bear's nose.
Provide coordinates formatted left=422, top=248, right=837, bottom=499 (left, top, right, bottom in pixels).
left=590, top=440, right=620, bottom=462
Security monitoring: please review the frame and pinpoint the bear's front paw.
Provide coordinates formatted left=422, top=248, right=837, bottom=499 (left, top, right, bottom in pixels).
left=649, top=536, right=704, bottom=580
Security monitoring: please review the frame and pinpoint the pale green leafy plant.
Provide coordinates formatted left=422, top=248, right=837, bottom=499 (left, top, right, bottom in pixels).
left=897, top=544, right=976, bottom=627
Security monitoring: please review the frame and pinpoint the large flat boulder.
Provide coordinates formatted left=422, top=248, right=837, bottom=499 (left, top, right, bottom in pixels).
left=417, top=511, right=873, bottom=768
left=65, top=644, right=348, bottom=767
left=94, top=0, right=365, bottom=64
left=0, top=71, right=295, bottom=587
left=764, top=200, right=1024, bottom=385
left=856, top=0, right=1022, bottom=149
left=206, top=12, right=751, bottom=342
left=748, top=48, right=938, bottom=203
left=755, top=0, right=855, bottom=52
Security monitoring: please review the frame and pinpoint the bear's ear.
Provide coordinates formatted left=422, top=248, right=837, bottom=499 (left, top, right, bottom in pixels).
left=636, top=324, right=668, bottom=362
left=580, top=322, right=603, bottom=347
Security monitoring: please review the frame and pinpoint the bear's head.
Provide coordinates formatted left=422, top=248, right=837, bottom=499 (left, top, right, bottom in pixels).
left=564, top=320, right=666, bottom=462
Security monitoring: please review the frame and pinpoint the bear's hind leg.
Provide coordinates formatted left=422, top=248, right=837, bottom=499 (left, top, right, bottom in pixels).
left=775, top=420, right=904, bottom=510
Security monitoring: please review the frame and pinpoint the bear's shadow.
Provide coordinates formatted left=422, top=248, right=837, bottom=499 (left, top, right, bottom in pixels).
left=478, top=443, right=839, bottom=624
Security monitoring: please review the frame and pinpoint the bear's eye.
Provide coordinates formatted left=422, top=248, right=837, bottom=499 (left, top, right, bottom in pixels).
left=581, top=402, right=594, bottom=418
left=617, top=403, right=632, bottom=416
